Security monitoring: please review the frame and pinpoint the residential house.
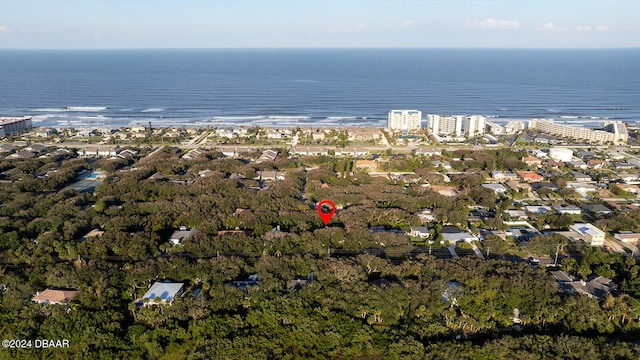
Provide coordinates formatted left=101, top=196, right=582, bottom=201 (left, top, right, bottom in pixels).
left=415, top=149, right=442, bottom=156
left=491, top=171, right=519, bottom=182
left=531, top=182, right=559, bottom=192
left=80, top=229, right=104, bottom=242
left=506, top=224, right=540, bottom=240
left=568, top=182, right=597, bottom=194
left=570, top=160, right=588, bottom=169
left=627, top=159, right=640, bottom=168
left=256, top=170, right=285, bottom=181
left=312, top=132, right=326, bottom=141
left=577, top=150, right=598, bottom=160
left=345, top=127, right=381, bottom=141
left=408, top=227, right=430, bottom=239
left=137, top=281, right=184, bottom=306
left=468, top=208, right=494, bottom=222
left=286, top=273, right=316, bottom=292
left=612, top=162, right=634, bottom=170
left=582, top=203, right=613, bottom=216
left=522, top=156, right=542, bottom=167
left=431, top=160, right=452, bottom=170
left=24, top=144, right=48, bottom=154
left=551, top=270, right=615, bottom=299
left=266, top=130, right=285, bottom=139
left=232, top=274, right=259, bottom=291
left=440, top=225, right=477, bottom=244
left=587, top=159, right=608, bottom=169
left=570, top=223, right=606, bottom=246
left=546, top=160, right=565, bottom=168
left=505, top=209, right=528, bottom=220
left=32, top=288, right=78, bottom=305
left=571, top=172, right=593, bottom=182
left=257, top=149, right=278, bottom=162
left=169, top=227, right=197, bottom=245
left=481, top=183, right=507, bottom=194
left=35, top=128, right=56, bottom=138
left=506, top=181, right=532, bottom=193
left=182, top=149, right=204, bottom=159
left=0, top=144, right=17, bottom=153
left=516, top=171, right=544, bottom=182
left=97, top=148, right=118, bottom=157
left=614, top=232, right=640, bottom=243
left=355, top=160, right=378, bottom=172
left=118, top=149, right=138, bottom=160
left=7, top=150, right=36, bottom=159
left=49, top=148, right=72, bottom=159
left=554, top=205, right=581, bottom=215
left=416, top=208, right=435, bottom=223
left=618, top=173, right=639, bottom=184
left=525, top=206, right=552, bottom=215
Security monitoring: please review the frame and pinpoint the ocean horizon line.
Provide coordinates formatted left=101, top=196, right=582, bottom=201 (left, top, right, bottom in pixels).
left=1, top=47, right=639, bottom=51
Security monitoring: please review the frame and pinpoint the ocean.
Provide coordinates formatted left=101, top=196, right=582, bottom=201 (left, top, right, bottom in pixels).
left=0, top=48, right=638, bottom=129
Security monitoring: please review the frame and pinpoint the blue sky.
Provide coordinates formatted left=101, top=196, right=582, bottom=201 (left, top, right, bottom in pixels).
left=1, top=0, right=638, bottom=48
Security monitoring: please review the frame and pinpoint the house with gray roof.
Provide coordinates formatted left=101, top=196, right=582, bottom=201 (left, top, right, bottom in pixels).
left=169, top=227, right=197, bottom=245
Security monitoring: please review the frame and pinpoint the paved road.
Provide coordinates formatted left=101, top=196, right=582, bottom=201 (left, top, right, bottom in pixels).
left=50, top=141, right=518, bottom=155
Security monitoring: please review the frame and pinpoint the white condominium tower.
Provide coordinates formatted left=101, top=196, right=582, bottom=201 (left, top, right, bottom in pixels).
left=464, top=115, right=486, bottom=137
left=426, top=114, right=463, bottom=137
left=426, top=114, right=486, bottom=137
left=387, top=110, right=422, bottom=132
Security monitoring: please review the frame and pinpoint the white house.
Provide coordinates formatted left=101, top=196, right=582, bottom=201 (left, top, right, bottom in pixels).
left=614, top=232, right=640, bottom=243
left=570, top=223, right=606, bottom=246
left=416, top=209, right=435, bottom=222
left=481, top=183, right=507, bottom=194
left=525, top=206, right=552, bottom=215
left=408, top=227, right=430, bottom=239
left=554, top=205, right=582, bottom=215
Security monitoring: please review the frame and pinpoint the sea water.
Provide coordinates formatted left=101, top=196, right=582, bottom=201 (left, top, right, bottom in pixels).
left=0, top=48, right=638, bottom=128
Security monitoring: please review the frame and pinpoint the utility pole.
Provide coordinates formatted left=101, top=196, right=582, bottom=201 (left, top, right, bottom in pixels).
left=486, top=246, right=490, bottom=257
left=554, top=244, right=560, bottom=266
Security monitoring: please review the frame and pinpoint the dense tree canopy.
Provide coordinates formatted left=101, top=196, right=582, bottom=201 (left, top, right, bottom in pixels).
left=1, top=147, right=639, bottom=358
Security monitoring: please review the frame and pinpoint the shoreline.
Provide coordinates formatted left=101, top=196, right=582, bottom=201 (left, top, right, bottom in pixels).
left=24, top=115, right=636, bottom=130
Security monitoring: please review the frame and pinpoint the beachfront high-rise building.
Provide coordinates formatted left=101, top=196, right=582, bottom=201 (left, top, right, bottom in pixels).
left=0, top=117, right=33, bottom=138
left=528, top=119, right=628, bottom=145
left=464, top=115, right=486, bottom=137
left=387, top=110, right=422, bottom=132
left=426, top=114, right=463, bottom=137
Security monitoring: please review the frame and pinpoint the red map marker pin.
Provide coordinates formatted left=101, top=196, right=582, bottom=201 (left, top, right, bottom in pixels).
left=317, top=199, right=336, bottom=225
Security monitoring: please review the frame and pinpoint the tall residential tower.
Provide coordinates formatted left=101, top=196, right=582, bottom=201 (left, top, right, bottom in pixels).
left=387, top=110, right=422, bottom=132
